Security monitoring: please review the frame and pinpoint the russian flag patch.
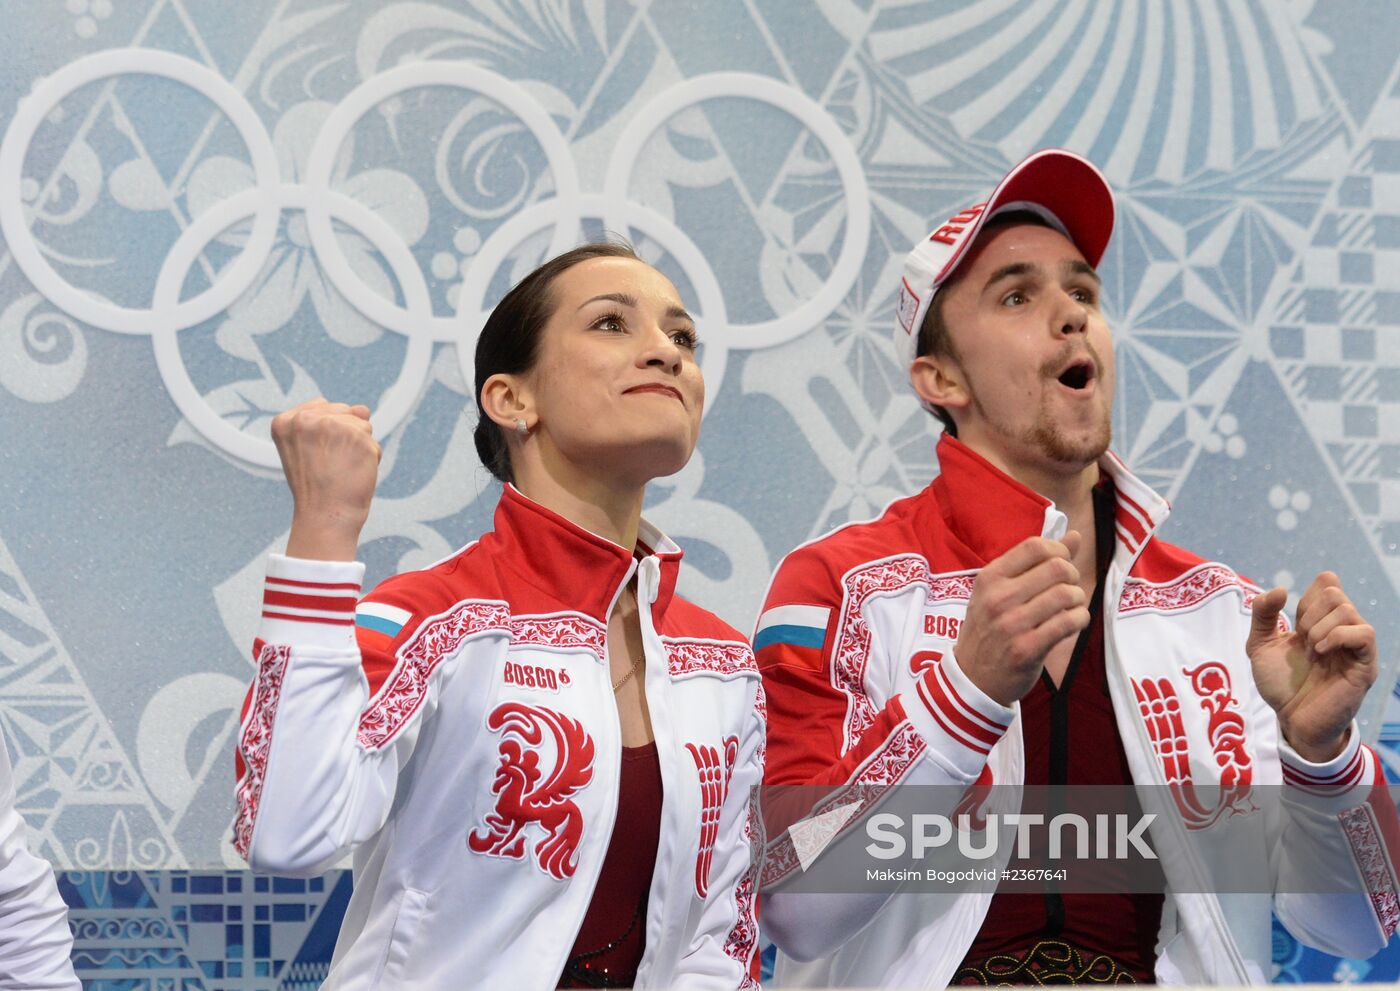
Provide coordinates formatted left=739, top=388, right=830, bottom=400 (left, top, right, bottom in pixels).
left=355, top=602, right=412, bottom=652
left=753, top=605, right=831, bottom=669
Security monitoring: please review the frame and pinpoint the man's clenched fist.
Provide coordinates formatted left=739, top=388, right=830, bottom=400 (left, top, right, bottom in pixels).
left=953, top=534, right=1090, bottom=706
left=272, top=399, right=381, bottom=562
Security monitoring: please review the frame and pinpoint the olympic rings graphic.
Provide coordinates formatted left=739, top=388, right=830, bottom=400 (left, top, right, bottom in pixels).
left=604, top=72, right=871, bottom=351
left=150, top=184, right=435, bottom=469
left=302, top=60, right=583, bottom=344
left=1, top=51, right=871, bottom=467
left=0, top=50, right=280, bottom=335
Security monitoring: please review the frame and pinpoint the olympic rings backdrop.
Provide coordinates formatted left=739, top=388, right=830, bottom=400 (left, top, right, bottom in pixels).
left=1, top=0, right=1399, bottom=985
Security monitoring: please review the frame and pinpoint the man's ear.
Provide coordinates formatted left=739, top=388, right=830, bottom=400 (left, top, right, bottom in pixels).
left=480, top=373, right=534, bottom=433
left=910, top=353, right=970, bottom=415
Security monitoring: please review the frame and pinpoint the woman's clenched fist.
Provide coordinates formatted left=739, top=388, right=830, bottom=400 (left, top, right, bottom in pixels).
left=271, top=399, right=381, bottom=562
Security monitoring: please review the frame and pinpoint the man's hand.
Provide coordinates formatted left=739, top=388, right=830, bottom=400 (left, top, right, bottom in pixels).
left=271, top=398, right=381, bottom=562
left=953, top=533, right=1090, bottom=706
left=1248, top=573, right=1377, bottom=762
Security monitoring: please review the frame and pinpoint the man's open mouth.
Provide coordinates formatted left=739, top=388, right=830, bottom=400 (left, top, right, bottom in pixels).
left=1057, top=359, right=1096, bottom=391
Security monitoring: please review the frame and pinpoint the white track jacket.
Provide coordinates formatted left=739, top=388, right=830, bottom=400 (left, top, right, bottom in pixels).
left=233, top=485, right=764, bottom=989
left=0, top=734, right=78, bottom=990
left=755, top=435, right=1399, bottom=987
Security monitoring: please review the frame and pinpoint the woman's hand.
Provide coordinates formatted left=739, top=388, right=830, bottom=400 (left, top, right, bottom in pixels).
left=271, top=398, right=381, bottom=561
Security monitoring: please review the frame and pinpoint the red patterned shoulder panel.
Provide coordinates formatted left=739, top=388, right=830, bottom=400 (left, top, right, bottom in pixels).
left=664, top=637, right=757, bottom=679
left=1120, top=564, right=1245, bottom=615
left=357, top=600, right=511, bottom=751
left=832, top=556, right=927, bottom=746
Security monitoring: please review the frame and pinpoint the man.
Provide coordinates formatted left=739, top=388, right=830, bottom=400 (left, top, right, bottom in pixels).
left=754, top=149, right=1399, bottom=987
left=0, top=733, right=79, bottom=989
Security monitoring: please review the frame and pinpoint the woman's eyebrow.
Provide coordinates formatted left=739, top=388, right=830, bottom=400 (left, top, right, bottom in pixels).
left=578, top=293, right=694, bottom=324
left=577, top=292, right=638, bottom=311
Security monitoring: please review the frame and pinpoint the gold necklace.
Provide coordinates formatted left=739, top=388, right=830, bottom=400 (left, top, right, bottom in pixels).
left=610, top=584, right=643, bottom=693
left=611, top=654, right=642, bottom=693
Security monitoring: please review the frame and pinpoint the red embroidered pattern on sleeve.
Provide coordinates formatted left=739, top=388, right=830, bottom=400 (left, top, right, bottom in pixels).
left=723, top=684, right=765, bottom=989
left=833, top=556, right=928, bottom=748
left=357, top=600, right=511, bottom=750
left=1339, top=802, right=1400, bottom=938
left=760, top=719, right=926, bottom=886
left=1119, top=565, right=1242, bottom=615
left=357, top=605, right=606, bottom=751
left=233, top=642, right=292, bottom=860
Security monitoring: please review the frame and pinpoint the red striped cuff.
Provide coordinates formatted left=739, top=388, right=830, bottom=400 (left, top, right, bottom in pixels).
left=1280, top=724, right=1374, bottom=808
left=259, top=554, right=366, bottom=650
left=904, top=649, right=1014, bottom=781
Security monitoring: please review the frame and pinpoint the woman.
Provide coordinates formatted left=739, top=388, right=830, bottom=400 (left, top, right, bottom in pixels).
left=233, top=242, right=764, bottom=989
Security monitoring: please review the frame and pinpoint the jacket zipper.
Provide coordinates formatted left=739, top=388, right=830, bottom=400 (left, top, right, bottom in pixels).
left=550, top=559, right=638, bottom=986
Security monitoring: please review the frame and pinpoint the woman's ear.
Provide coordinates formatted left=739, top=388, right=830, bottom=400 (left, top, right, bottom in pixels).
left=480, top=373, right=534, bottom=433
left=909, top=353, right=970, bottom=416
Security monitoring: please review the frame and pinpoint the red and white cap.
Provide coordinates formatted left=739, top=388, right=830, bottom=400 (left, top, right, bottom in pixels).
left=894, top=149, right=1115, bottom=371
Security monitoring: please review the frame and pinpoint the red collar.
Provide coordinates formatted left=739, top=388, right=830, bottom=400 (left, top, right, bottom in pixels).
left=930, top=435, right=1169, bottom=563
left=484, top=485, right=683, bottom=624
left=930, top=435, right=1055, bottom=564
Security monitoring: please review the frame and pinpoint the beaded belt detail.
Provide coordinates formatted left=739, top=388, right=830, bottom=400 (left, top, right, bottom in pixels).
left=954, top=939, right=1142, bottom=986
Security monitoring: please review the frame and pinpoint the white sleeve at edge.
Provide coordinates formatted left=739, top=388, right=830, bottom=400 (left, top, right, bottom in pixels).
left=0, top=735, right=79, bottom=990
left=235, top=554, right=420, bottom=876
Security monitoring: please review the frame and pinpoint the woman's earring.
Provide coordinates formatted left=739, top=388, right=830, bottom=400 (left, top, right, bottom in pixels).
left=514, top=418, right=529, bottom=436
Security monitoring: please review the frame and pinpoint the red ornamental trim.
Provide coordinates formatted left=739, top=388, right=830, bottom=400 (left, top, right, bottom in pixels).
left=468, top=702, right=596, bottom=880
left=664, top=638, right=757, bottom=678
left=357, top=601, right=512, bottom=750
left=725, top=687, right=765, bottom=984
left=1120, top=565, right=1241, bottom=614
left=834, top=557, right=928, bottom=745
left=233, top=643, right=292, bottom=860
left=761, top=720, right=927, bottom=886
left=688, top=737, right=740, bottom=897
left=510, top=613, right=606, bottom=655
left=1131, top=663, right=1254, bottom=831
left=724, top=872, right=761, bottom=989
left=926, top=573, right=976, bottom=603
left=1340, top=803, right=1400, bottom=938
left=357, top=606, right=607, bottom=750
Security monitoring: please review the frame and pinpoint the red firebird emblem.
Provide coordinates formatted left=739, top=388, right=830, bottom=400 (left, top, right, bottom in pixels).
left=1133, top=661, right=1254, bottom=830
left=687, top=736, right=740, bottom=897
left=468, top=702, right=596, bottom=880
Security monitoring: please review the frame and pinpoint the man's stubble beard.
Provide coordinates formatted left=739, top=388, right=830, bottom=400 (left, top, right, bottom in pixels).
left=965, top=369, right=1113, bottom=469
left=1028, top=401, right=1112, bottom=467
